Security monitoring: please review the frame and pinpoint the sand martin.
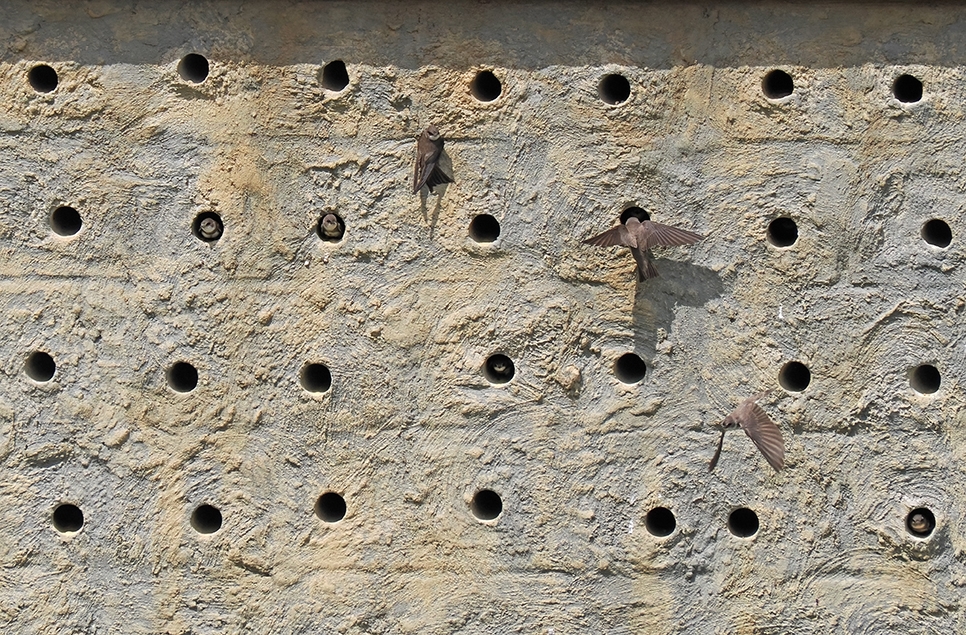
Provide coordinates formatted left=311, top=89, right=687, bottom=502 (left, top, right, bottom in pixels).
left=583, top=216, right=703, bottom=280
left=413, top=124, right=454, bottom=194
left=709, top=392, right=785, bottom=472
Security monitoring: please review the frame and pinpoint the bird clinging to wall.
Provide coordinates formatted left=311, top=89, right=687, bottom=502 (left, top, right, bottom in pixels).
left=413, top=124, right=454, bottom=194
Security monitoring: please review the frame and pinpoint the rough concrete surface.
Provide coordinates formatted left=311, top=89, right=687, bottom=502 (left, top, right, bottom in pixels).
left=0, top=1, right=964, bottom=633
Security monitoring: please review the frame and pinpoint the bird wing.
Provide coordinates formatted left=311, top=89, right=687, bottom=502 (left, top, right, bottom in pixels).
left=583, top=224, right=636, bottom=248
left=644, top=221, right=704, bottom=247
left=738, top=402, right=785, bottom=471
left=425, top=165, right=455, bottom=191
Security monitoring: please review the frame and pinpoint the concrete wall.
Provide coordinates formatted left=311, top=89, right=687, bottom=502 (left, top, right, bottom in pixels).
left=0, top=1, right=963, bottom=633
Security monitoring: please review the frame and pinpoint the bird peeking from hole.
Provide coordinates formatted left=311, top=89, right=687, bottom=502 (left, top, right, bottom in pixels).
left=319, top=213, right=345, bottom=241
left=709, top=392, right=785, bottom=472
left=413, top=124, right=454, bottom=194
left=583, top=215, right=703, bottom=280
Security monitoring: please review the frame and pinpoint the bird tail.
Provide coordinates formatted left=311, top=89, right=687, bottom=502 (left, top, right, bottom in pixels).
left=640, top=256, right=660, bottom=281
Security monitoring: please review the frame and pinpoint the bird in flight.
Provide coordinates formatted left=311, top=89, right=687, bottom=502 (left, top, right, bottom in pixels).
left=583, top=216, right=703, bottom=280
left=413, top=124, right=454, bottom=194
left=709, top=392, right=785, bottom=472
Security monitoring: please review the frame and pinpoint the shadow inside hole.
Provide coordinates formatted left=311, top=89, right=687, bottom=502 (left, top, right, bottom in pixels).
left=910, top=364, right=940, bottom=394
left=728, top=508, right=759, bottom=538
left=50, top=206, right=82, bottom=236
left=178, top=53, right=209, bottom=83
left=321, top=60, right=349, bottom=91
left=906, top=507, right=936, bottom=538
left=483, top=354, right=514, bottom=384
left=52, top=503, right=84, bottom=533
left=315, top=492, right=347, bottom=522
left=470, top=489, right=502, bottom=521
left=620, top=207, right=651, bottom=224
left=779, top=361, right=811, bottom=392
left=762, top=69, right=794, bottom=99
left=29, top=64, right=58, bottom=92
left=192, top=212, right=223, bottom=242
left=921, top=219, right=951, bottom=248
left=191, top=504, right=222, bottom=534
left=614, top=353, right=647, bottom=384
left=470, top=70, right=502, bottom=102
left=598, top=73, right=630, bottom=105
left=893, top=74, right=923, bottom=103
left=167, top=361, right=198, bottom=393
left=644, top=507, right=676, bottom=537
left=25, top=351, right=56, bottom=382
left=767, top=217, right=798, bottom=247
left=300, top=363, right=332, bottom=393
left=316, top=213, right=346, bottom=242
left=469, top=214, right=500, bottom=243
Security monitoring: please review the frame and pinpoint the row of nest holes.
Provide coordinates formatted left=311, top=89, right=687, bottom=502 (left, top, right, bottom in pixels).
left=48, top=500, right=937, bottom=540
left=765, top=216, right=952, bottom=249
left=25, top=60, right=930, bottom=106
left=50, top=490, right=500, bottom=535
left=43, top=205, right=956, bottom=251
left=23, top=351, right=944, bottom=395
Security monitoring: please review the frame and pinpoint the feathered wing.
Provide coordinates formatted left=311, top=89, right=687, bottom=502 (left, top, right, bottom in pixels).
left=708, top=428, right=727, bottom=471
left=425, top=164, right=455, bottom=191
left=583, top=224, right=635, bottom=248
left=644, top=221, right=704, bottom=247
left=738, top=403, right=785, bottom=471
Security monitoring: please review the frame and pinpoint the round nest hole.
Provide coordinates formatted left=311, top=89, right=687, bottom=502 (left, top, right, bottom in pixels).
left=178, top=54, right=210, bottom=83
left=167, top=361, right=198, bottom=393
left=614, top=353, right=647, bottom=384
left=728, top=508, right=760, bottom=538
left=470, top=489, right=503, bottom=521
left=767, top=217, right=798, bottom=247
left=644, top=507, right=676, bottom=537
left=191, top=504, right=222, bottom=534
left=910, top=364, right=940, bottom=395
left=300, top=363, right=332, bottom=393
left=762, top=69, right=794, bottom=99
left=470, top=70, right=502, bottom=102
left=25, top=351, right=56, bottom=382
left=315, top=492, right=347, bottom=523
left=50, top=206, right=82, bottom=236
left=598, top=73, right=631, bottom=105
left=52, top=504, right=84, bottom=533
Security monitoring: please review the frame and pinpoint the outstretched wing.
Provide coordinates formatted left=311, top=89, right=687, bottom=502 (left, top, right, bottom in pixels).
left=644, top=221, right=704, bottom=247
left=583, top=224, right=636, bottom=248
left=737, top=403, right=785, bottom=471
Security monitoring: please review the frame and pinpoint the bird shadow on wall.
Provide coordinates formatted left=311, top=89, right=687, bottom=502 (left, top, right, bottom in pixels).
left=629, top=260, right=724, bottom=357
left=419, top=151, right=454, bottom=239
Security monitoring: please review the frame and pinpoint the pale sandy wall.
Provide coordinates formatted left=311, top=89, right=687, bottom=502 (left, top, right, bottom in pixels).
left=0, top=2, right=963, bottom=633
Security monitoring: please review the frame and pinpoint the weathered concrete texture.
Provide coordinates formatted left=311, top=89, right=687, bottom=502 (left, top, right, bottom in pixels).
left=0, top=1, right=964, bottom=633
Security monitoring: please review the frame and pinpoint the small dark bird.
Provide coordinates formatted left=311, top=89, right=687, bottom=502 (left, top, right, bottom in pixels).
left=709, top=392, right=784, bottom=472
left=583, top=216, right=703, bottom=280
left=413, top=124, right=454, bottom=194
left=319, top=213, right=345, bottom=241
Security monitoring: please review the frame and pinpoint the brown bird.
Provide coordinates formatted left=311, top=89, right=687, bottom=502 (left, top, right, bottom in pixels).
left=413, top=124, right=454, bottom=194
left=709, top=392, right=784, bottom=472
left=582, top=216, right=703, bottom=280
